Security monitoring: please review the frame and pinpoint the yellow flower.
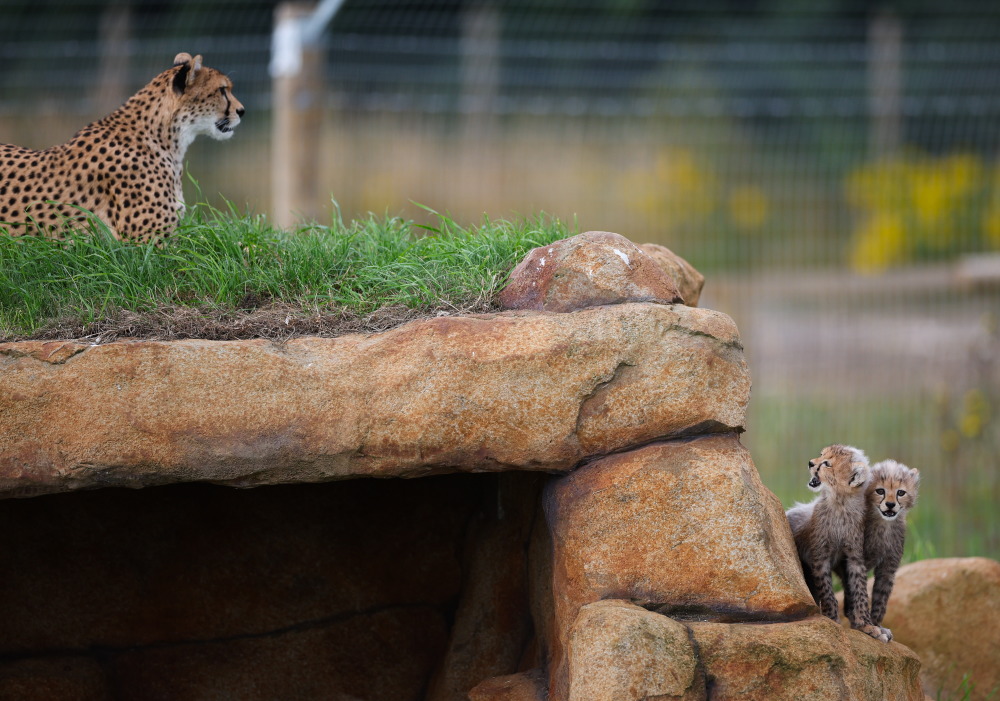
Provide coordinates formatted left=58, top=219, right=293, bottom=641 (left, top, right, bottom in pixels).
left=656, top=148, right=716, bottom=220
left=729, top=185, right=770, bottom=231
left=940, top=428, right=960, bottom=453
left=850, top=211, right=907, bottom=272
left=959, top=389, right=990, bottom=439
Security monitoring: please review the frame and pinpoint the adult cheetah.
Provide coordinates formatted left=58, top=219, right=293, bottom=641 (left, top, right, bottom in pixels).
left=0, top=52, right=244, bottom=242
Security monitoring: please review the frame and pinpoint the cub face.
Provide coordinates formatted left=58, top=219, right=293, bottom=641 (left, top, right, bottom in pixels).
left=171, top=52, right=245, bottom=143
left=868, top=459, right=919, bottom=520
left=807, top=444, right=870, bottom=493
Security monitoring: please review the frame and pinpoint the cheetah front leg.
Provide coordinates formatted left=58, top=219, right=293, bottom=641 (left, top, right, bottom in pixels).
left=808, top=557, right=840, bottom=622
left=870, top=560, right=899, bottom=641
left=844, top=553, right=889, bottom=642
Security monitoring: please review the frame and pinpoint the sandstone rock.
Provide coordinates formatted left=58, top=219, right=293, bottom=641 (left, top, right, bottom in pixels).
left=498, top=231, right=683, bottom=312
left=566, top=600, right=703, bottom=701
left=637, top=242, right=705, bottom=306
left=544, top=434, right=817, bottom=699
left=0, top=303, right=748, bottom=498
left=688, top=615, right=924, bottom=700
left=427, top=474, right=541, bottom=701
left=468, top=669, right=547, bottom=701
left=880, top=557, right=1000, bottom=700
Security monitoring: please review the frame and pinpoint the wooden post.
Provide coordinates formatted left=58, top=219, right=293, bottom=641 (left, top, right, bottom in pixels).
left=95, top=3, right=131, bottom=116
left=272, top=2, right=324, bottom=229
left=868, top=11, right=902, bottom=159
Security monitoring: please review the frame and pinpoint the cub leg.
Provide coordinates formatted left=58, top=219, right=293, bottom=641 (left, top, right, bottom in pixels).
left=844, top=553, right=889, bottom=642
left=870, top=561, right=899, bottom=640
left=808, top=558, right=840, bottom=622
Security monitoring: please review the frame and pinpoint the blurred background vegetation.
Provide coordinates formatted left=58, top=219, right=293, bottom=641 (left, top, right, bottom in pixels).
left=1, top=0, right=997, bottom=561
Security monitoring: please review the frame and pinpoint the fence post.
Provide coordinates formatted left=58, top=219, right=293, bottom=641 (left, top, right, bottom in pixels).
left=868, top=11, right=902, bottom=159
left=271, top=2, right=324, bottom=229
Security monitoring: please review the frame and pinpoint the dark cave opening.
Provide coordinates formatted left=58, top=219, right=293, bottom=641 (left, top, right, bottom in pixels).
left=0, top=471, right=548, bottom=701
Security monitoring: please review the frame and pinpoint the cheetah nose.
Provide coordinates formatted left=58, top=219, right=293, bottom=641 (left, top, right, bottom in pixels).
left=808, top=460, right=816, bottom=468
left=885, top=502, right=896, bottom=509
left=236, top=107, right=245, bottom=118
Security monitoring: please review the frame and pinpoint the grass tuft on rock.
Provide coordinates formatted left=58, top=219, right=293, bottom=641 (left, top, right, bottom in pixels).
left=0, top=203, right=571, bottom=342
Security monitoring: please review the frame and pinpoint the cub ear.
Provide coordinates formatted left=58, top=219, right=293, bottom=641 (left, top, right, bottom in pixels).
left=849, top=465, right=869, bottom=488
left=171, top=53, right=203, bottom=95
left=909, top=467, right=920, bottom=483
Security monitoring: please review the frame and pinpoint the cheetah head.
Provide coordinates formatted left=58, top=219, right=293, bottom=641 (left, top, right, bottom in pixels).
left=171, top=52, right=245, bottom=145
left=807, top=444, right=870, bottom=493
left=868, top=459, right=919, bottom=520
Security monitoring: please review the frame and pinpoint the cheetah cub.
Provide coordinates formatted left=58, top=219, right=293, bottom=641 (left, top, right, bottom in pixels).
left=838, top=459, right=919, bottom=642
left=785, top=445, right=889, bottom=642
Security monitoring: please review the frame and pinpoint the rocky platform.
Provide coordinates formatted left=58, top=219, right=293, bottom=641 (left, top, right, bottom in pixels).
left=0, top=231, right=936, bottom=700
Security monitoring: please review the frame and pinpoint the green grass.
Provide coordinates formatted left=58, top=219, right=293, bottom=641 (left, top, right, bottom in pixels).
left=0, top=203, right=572, bottom=339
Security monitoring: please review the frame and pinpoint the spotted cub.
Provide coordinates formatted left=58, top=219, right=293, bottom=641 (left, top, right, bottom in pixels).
left=0, top=53, right=243, bottom=241
left=838, top=459, right=919, bottom=641
left=786, top=445, right=889, bottom=642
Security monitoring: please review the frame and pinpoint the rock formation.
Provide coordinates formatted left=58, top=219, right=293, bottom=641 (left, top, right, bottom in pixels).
left=871, top=557, right=1000, bottom=700
left=0, top=230, right=930, bottom=700
left=0, top=302, right=746, bottom=498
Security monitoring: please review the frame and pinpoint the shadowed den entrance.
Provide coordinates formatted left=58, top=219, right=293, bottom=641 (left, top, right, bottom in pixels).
left=0, top=472, right=546, bottom=701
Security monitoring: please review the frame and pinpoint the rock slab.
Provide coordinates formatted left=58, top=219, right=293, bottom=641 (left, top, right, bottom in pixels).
left=566, top=600, right=703, bottom=701
left=638, top=242, right=706, bottom=306
left=544, top=434, right=817, bottom=700
left=880, top=557, right=1000, bottom=700
left=0, top=303, right=748, bottom=498
left=689, top=615, right=924, bottom=700
left=468, top=670, right=547, bottom=701
left=499, top=231, right=684, bottom=312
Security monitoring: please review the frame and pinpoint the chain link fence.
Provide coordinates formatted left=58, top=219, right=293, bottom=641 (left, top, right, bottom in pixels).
left=1, top=0, right=998, bottom=556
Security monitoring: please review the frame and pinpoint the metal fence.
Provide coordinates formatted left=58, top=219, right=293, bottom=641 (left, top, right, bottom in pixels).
left=1, top=0, right=998, bottom=557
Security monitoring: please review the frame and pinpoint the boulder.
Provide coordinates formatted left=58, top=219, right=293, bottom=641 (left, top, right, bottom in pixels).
left=879, top=558, right=1000, bottom=700
left=498, top=231, right=683, bottom=312
left=544, top=434, right=817, bottom=699
left=426, top=474, right=540, bottom=701
left=468, top=669, right=547, bottom=701
left=565, top=600, right=703, bottom=701
left=688, top=615, right=924, bottom=700
left=0, top=302, right=748, bottom=498
left=637, top=242, right=705, bottom=306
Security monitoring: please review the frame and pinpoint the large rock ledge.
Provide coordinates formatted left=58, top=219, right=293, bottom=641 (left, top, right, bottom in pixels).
left=1, top=232, right=938, bottom=701
left=0, top=301, right=748, bottom=499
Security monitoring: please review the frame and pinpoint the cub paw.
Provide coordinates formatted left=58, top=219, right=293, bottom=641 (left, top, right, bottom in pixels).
left=857, top=624, right=891, bottom=643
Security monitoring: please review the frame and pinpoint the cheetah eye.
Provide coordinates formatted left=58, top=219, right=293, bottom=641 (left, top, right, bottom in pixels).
left=896, top=490, right=906, bottom=497
left=821, top=460, right=831, bottom=468
left=875, top=488, right=885, bottom=495
left=218, top=87, right=226, bottom=95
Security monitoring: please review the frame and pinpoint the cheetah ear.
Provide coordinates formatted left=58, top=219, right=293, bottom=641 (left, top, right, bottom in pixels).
left=171, top=53, right=203, bottom=95
left=849, top=464, right=869, bottom=488
left=909, top=467, right=920, bottom=483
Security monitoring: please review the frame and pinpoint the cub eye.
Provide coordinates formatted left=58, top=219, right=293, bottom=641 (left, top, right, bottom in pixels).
left=897, top=490, right=906, bottom=497
left=218, top=87, right=226, bottom=95
left=875, top=488, right=885, bottom=495
left=822, top=460, right=831, bottom=468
